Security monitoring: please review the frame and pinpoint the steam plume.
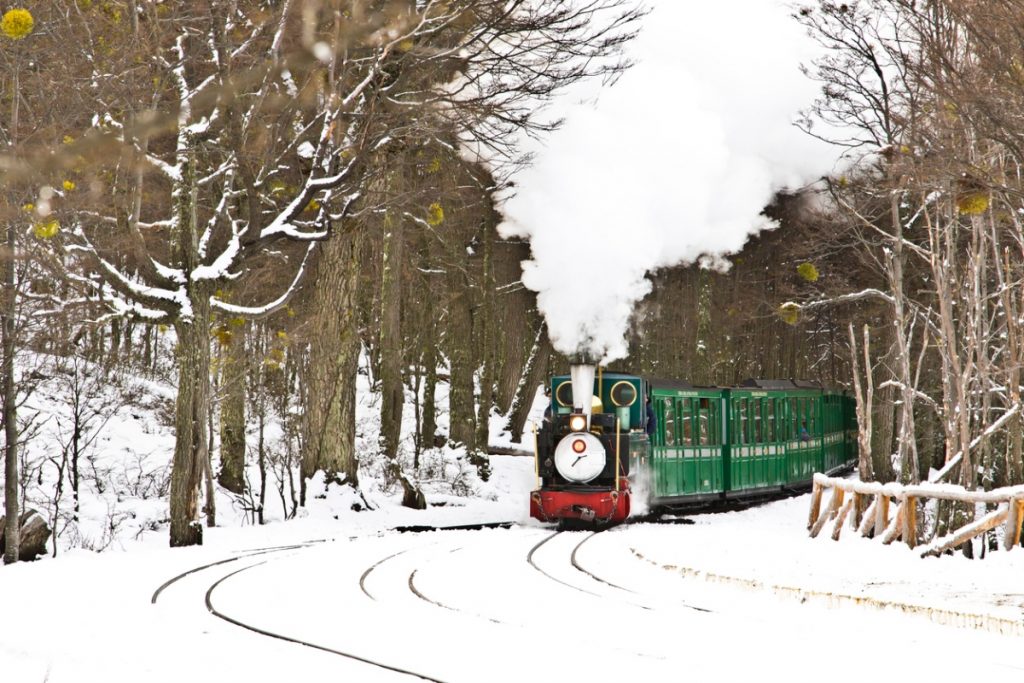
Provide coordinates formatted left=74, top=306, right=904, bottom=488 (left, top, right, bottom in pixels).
left=500, top=0, right=838, bottom=363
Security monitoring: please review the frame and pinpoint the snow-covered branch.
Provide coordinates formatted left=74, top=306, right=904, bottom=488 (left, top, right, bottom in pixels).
left=210, top=243, right=316, bottom=317
left=930, top=403, right=1022, bottom=483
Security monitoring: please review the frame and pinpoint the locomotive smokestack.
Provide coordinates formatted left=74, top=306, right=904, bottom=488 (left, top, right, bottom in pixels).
left=570, top=362, right=596, bottom=425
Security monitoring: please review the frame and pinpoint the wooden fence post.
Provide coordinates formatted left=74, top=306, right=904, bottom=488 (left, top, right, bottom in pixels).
left=881, top=502, right=904, bottom=545
left=811, top=487, right=843, bottom=538
left=807, top=481, right=823, bottom=531
left=857, top=498, right=878, bottom=537
left=902, top=496, right=917, bottom=549
left=831, top=497, right=855, bottom=541
left=1005, top=497, right=1024, bottom=551
left=874, top=494, right=889, bottom=537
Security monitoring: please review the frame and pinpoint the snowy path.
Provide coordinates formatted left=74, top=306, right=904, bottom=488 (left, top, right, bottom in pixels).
left=6, top=505, right=1024, bottom=682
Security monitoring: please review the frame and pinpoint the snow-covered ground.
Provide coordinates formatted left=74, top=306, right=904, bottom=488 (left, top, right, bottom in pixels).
left=4, top=448, right=1024, bottom=682
left=5, top=355, right=1024, bottom=681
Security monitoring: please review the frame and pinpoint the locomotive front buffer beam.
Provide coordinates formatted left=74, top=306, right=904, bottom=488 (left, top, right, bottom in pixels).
left=530, top=481, right=631, bottom=525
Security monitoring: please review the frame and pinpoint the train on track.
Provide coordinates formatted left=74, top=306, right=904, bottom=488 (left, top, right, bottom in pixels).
left=529, top=363, right=857, bottom=526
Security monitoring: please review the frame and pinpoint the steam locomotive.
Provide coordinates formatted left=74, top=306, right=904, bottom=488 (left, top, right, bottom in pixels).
left=529, top=363, right=857, bottom=526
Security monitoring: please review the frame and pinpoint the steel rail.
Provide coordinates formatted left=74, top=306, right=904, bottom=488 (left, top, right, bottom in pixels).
left=205, top=560, right=447, bottom=683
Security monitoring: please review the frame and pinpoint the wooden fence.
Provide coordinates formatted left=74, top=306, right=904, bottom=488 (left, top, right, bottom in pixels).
left=808, top=473, right=1024, bottom=557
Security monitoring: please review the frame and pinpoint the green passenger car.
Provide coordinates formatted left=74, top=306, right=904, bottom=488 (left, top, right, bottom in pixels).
left=648, top=380, right=727, bottom=501
left=647, top=379, right=856, bottom=506
left=540, top=373, right=856, bottom=514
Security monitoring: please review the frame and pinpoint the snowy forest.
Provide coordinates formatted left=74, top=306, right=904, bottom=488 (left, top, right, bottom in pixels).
left=2, top=0, right=1024, bottom=565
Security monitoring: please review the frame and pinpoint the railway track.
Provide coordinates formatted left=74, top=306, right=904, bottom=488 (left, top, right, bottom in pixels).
left=528, top=526, right=712, bottom=614
left=152, top=540, right=447, bottom=683
left=150, top=519, right=707, bottom=682
left=379, top=528, right=664, bottom=663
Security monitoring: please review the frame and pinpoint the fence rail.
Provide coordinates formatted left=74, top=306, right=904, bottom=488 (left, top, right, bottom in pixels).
left=808, top=473, right=1024, bottom=557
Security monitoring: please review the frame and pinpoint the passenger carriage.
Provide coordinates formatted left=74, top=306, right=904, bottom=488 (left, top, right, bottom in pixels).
left=531, top=364, right=857, bottom=526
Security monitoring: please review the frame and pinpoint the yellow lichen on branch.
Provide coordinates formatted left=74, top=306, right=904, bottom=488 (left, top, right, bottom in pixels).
left=957, top=192, right=989, bottom=216
left=426, top=202, right=444, bottom=226
left=778, top=302, right=800, bottom=325
left=797, top=262, right=819, bottom=282
left=33, top=219, right=59, bottom=240
left=1, top=8, right=34, bottom=40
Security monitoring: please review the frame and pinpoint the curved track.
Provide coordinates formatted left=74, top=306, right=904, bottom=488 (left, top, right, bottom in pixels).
left=531, top=527, right=713, bottom=614
left=153, top=541, right=447, bottom=683
left=149, top=521, right=715, bottom=683
left=526, top=531, right=604, bottom=597
left=205, top=558, right=446, bottom=683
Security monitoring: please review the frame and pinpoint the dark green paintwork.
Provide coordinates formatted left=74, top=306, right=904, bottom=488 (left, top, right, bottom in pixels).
left=546, top=372, right=857, bottom=505
left=550, top=373, right=646, bottom=430
left=648, top=385, right=856, bottom=503
left=648, top=386, right=725, bottom=498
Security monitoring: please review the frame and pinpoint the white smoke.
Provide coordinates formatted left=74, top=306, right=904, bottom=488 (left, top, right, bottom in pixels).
left=500, top=0, right=840, bottom=363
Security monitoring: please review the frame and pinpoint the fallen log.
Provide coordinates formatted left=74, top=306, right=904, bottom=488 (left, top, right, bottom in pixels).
left=487, top=445, right=533, bottom=457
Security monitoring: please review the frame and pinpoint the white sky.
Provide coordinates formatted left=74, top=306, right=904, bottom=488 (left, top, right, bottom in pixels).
left=500, top=0, right=841, bottom=363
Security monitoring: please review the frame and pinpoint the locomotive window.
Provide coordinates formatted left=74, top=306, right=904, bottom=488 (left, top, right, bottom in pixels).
left=681, top=399, right=693, bottom=446
left=610, top=381, right=637, bottom=407
left=663, top=399, right=676, bottom=446
left=766, top=400, right=775, bottom=442
left=555, top=381, right=573, bottom=408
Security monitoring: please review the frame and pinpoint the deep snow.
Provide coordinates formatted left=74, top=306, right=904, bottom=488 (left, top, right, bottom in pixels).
left=4, top=444, right=1024, bottom=682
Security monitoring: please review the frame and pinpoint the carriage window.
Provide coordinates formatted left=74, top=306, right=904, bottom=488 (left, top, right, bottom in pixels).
left=799, top=398, right=809, bottom=438
left=751, top=399, right=761, bottom=443
left=789, top=398, right=797, bottom=440
left=744, top=399, right=753, bottom=444
left=663, top=399, right=675, bottom=446
left=809, top=399, right=817, bottom=436
left=776, top=399, right=784, bottom=441
left=699, top=398, right=711, bottom=445
left=738, top=399, right=747, bottom=445
left=681, top=399, right=693, bottom=446
left=766, top=400, right=775, bottom=442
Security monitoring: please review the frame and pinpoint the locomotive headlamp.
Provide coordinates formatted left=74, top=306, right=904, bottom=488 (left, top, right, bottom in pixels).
left=568, top=414, right=587, bottom=432
left=572, top=438, right=587, bottom=453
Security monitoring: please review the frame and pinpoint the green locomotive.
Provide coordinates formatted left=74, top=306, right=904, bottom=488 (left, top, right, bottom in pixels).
left=530, top=366, right=857, bottom=524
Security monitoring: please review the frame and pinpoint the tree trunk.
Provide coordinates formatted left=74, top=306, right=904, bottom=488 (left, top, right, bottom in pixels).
left=379, top=210, right=404, bottom=461
left=169, top=311, right=210, bottom=547
left=420, top=329, right=438, bottom=449
left=474, top=220, right=496, bottom=476
left=302, top=230, right=362, bottom=493
left=168, top=143, right=209, bottom=548
left=849, top=324, right=875, bottom=483
left=377, top=204, right=424, bottom=508
left=871, top=328, right=897, bottom=483
left=506, top=324, right=550, bottom=443
left=886, top=192, right=919, bottom=484
left=3, top=221, right=18, bottom=565
left=218, top=322, right=246, bottom=494
left=446, top=267, right=476, bottom=451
